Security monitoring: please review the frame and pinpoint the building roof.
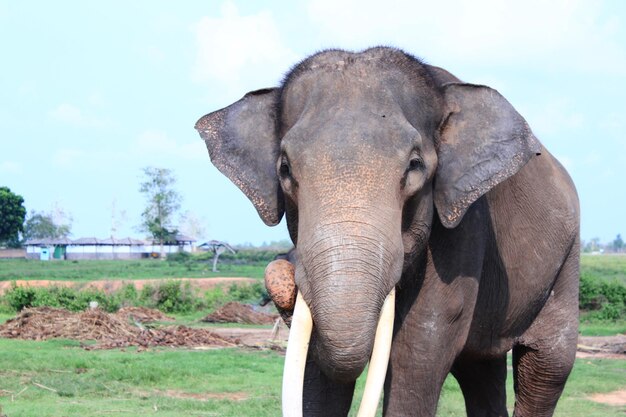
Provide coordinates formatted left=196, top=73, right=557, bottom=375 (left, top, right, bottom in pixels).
left=24, top=237, right=147, bottom=246
left=174, top=234, right=196, bottom=243
left=97, top=237, right=146, bottom=246
left=24, top=237, right=72, bottom=246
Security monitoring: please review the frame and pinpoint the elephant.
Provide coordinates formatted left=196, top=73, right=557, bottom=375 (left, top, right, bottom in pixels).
left=195, top=47, right=580, bottom=417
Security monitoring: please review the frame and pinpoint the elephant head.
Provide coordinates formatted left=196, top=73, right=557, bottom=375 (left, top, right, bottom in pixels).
left=195, top=47, right=540, bottom=415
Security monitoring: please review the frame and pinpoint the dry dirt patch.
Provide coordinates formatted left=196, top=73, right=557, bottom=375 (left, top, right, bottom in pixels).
left=577, top=334, right=626, bottom=359
left=589, top=389, right=626, bottom=406
left=0, top=277, right=257, bottom=294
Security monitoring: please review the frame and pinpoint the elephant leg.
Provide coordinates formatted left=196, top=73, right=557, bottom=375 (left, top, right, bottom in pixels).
left=451, top=354, right=509, bottom=417
left=303, top=355, right=355, bottom=417
left=383, top=281, right=477, bottom=417
left=512, top=244, right=579, bottom=417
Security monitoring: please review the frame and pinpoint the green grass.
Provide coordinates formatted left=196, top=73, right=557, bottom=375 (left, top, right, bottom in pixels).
left=581, top=254, right=626, bottom=286
left=0, top=338, right=284, bottom=417
left=0, top=338, right=623, bottom=417
left=579, top=318, right=626, bottom=336
left=0, top=259, right=266, bottom=281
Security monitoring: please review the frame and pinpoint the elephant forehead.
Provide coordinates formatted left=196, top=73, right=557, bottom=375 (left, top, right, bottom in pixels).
left=278, top=48, right=443, bottom=137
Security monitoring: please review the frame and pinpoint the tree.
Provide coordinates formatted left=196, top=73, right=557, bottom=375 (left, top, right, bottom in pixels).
left=613, top=234, right=624, bottom=253
left=0, top=187, right=26, bottom=247
left=139, top=167, right=182, bottom=258
left=22, top=210, right=72, bottom=241
left=178, top=210, right=207, bottom=241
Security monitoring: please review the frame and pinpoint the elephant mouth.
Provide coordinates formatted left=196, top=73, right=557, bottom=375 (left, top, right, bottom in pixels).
left=282, top=289, right=396, bottom=417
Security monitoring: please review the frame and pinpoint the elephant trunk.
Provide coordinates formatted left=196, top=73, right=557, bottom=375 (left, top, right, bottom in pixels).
left=296, top=219, right=403, bottom=382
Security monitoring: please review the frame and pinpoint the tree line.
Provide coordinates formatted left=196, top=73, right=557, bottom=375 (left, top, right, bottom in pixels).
left=0, top=167, right=200, bottom=250
left=582, top=235, right=624, bottom=254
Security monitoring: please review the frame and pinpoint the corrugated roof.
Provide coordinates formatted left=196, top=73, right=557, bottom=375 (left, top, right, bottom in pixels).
left=24, top=237, right=72, bottom=245
left=98, top=237, right=146, bottom=246
left=72, top=237, right=99, bottom=245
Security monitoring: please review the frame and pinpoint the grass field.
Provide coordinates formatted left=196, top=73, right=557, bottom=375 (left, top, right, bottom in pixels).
left=581, top=254, right=626, bottom=286
left=0, top=253, right=621, bottom=282
left=0, top=259, right=266, bottom=281
left=0, top=337, right=623, bottom=417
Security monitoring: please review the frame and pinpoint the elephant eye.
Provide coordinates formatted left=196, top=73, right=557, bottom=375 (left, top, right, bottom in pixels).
left=408, top=157, right=423, bottom=171
left=279, top=157, right=292, bottom=178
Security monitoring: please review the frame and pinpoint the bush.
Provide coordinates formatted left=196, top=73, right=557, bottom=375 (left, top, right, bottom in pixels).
left=139, top=280, right=200, bottom=313
left=579, top=272, right=626, bottom=322
left=228, top=282, right=266, bottom=303
left=166, top=251, right=192, bottom=263
left=196, top=249, right=283, bottom=266
left=3, top=284, right=119, bottom=312
left=4, top=284, right=36, bottom=311
left=0, top=279, right=271, bottom=315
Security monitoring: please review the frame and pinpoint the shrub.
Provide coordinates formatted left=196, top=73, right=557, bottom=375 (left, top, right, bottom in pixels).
left=228, top=282, right=266, bottom=303
left=2, top=284, right=119, bottom=312
left=5, top=284, right=37, bottom=311
left=196, top=249, right=283, bottom=266
left=139, top=280, right=200, bottom=313
left=579, top=272, right=626, bottom=322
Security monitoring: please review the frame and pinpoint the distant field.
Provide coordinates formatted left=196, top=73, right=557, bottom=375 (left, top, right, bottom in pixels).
left=0, top=259, right=266, bottom=281
left=581, top=254, right=626, bottom=286
left=1, top=253, right=623, bottom=283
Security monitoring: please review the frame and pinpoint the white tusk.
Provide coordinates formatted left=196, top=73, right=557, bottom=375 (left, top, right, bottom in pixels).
left=356, top=288, right=396, bottom=417
left=282, top=291, right=313, bottom=417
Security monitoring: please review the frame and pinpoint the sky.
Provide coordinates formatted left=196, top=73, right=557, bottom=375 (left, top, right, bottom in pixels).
left=1, top=1, right=625, bottom=246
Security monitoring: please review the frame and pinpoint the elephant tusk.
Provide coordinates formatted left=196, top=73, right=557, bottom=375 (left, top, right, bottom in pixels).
left=356, top=288, right=396, bottom=417
left=281, top=289, right=395, bottom=417
left=282, top=291, right=313, bottom=417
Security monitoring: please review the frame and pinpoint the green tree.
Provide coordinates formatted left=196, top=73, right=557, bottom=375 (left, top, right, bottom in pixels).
left=139, top=167, right=181, bottom=258
left=614, top=234, right=624, bottom=253
left=0, top=187, right=26, bottom=247
left=22, top=210, right=71, bottom=241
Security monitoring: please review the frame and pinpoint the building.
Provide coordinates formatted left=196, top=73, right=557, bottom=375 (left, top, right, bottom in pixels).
left=24, top=235, right=196, bottom=260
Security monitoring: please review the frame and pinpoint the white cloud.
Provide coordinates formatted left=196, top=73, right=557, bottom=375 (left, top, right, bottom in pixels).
left=0, top=160, right=22, bottom=174
left=523, top=97, right=585, bottom=137
left=133, top=129, right=206, bottom=161
left=191, top=1, right=298, bottom=94
left=49, top=103, right=107, bottom=127
left=52, top=149, right=84, bottom=168
left=50, top=103, right=83, bottom=124
left=305, top=0, right=626, bottom=75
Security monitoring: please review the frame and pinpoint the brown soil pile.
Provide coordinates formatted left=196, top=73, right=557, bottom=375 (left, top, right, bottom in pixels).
left=117, top=306, right=174, bottom=323
left=0, top=307, right=237, bottom=350
left=202, top=302, right=278, bottom=325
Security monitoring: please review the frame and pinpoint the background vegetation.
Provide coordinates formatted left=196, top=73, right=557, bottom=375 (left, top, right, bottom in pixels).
left=0, top=252, right=624, bottom=416
left=1, top=252, right=624, bottom=322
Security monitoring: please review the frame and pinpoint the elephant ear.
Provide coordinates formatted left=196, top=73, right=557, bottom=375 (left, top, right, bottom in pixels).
left=434, top=83, right=542, bottom=228
left=195, top=88, right=284, bottom=226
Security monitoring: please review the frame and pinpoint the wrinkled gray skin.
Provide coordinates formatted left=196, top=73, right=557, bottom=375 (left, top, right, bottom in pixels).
left=196, top=47, right=579, bottom=417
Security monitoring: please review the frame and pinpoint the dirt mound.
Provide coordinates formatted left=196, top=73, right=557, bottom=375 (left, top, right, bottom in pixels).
left=86, top=325, right=238, bottom=351
left=589, top=389, right=626, bottom=406
left=0, top=307, right=237, bottom=350
left=117, top=307, right=174, bottom=323
left=202, top=302, right=278, bottom=325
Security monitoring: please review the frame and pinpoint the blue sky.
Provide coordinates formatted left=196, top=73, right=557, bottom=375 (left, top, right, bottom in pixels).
left=1, top=1, right=625, bottom=245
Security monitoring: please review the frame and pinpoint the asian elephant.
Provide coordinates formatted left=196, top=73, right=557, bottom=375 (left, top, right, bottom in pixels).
left=195, top=47, right=579, bottom=417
